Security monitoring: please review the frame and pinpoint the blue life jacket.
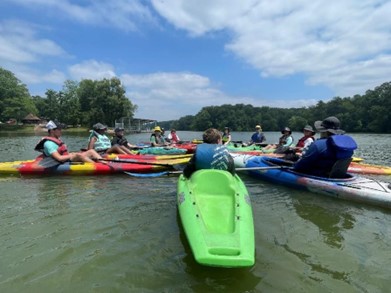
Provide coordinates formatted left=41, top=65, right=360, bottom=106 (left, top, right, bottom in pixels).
left=294, top=135, right=357, bottom=176
left=195, top=143, right=231, bottom=171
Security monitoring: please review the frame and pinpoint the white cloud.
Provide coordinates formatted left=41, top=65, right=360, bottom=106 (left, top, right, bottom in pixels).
left=120, top=71, right=313, bottom=120
left=0, top=20, right=65, bottom=63
left=68, top=60, right=116, bottom=81
left=5, top=0, right=157, bottom=32
left=152, top=0, right=391, bottom=96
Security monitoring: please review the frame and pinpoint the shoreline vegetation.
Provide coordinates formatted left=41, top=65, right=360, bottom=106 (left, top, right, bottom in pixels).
left=0, top=124, right=90, bottom=134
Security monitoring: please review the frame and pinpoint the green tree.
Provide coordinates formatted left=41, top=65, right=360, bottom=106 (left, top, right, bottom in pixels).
left=0, top=67, right=37, bottom=121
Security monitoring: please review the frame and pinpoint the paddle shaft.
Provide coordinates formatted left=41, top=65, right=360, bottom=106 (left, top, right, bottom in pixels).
left=98, top=158, right=182, bottom=167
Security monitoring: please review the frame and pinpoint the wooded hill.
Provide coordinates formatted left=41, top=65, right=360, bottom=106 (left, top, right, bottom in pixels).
left=160, top=81, right=391, bottom=133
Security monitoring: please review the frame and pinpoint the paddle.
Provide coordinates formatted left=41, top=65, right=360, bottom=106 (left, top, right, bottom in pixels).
left=125, top=165, right=293, bottom=177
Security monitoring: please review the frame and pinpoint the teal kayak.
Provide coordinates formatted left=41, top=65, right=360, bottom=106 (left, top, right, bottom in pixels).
left=177, top=169, right=255, bottom=267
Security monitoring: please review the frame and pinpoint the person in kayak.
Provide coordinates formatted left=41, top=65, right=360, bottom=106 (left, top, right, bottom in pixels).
left=150, top=126, right=169, bottom=146
left=183, top=128, right=235, bottom=178
left=264, top=127, right=294, bottom=153
left=111, top=127, right=136, bottom=152
left=293, top=116, right=357, bottom=177
left=88, top=123, right=129, bottom=154
left=244, top=125, right=266, bottom=146
left=166, top=129, right=180, bottom=144
left=294, top=125, right=316, bottom=153
left=34, top=120, right=103, bottom=167
left=222, top=127, right=232, bottom=145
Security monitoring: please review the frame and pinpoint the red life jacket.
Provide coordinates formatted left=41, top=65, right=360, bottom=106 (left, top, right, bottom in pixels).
left=171, top=132, right=179, bottom=143
left=296, top=136, right=315, bottom=148
left=34, top=137, right=69, bottom=156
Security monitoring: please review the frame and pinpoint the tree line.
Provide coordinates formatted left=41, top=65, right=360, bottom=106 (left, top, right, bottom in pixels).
left=0, top=67, right=136, bottom=127
left=161, top=81, right=391, bottom=133
left=1, top=67, right=391, bottom=133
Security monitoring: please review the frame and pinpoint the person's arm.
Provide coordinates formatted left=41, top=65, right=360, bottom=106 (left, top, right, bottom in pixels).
left=183, top=154, right=196, bottom=178
left=293, top=144, right=319, bottom=170
left=88, top=137, right=97, bottom=150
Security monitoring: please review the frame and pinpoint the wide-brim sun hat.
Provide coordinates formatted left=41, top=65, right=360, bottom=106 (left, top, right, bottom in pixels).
left=93, top=123, right=107, bottom=130
left=281, top=127, right=291, bottom=134
left=153, top=126, right=162, bottom=132
left=314, top=116, right=345, bottom=134
left=303, top=125, right=315, bottom=134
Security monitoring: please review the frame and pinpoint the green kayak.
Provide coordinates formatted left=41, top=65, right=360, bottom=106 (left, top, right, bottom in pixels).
left=177, top=169, right=255, bottom=267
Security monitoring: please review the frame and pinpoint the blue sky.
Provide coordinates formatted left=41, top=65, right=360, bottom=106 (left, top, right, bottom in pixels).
left=1, top=0, right=391, bottom=121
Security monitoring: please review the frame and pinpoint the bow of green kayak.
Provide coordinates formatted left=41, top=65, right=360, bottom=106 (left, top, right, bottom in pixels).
left=177, top=169, right=255, bottom=267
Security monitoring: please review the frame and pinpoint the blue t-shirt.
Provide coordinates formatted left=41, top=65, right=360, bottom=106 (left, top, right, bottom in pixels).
left=251, top=132, right=266, bottom=143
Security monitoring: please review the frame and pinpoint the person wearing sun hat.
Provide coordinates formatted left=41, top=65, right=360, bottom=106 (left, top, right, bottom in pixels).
left=247, top=124, right=266, bottom=146
left=150, top=126, right=168, bottom=147
left=34, top=120, right=103, bottom=167
left=294, top=125, right=316, bottom=152
left=263, top=126, right=294, bottom=153
left=293, top=116, right=357, bottom=177
left=88, top=122, right=129, bottom=154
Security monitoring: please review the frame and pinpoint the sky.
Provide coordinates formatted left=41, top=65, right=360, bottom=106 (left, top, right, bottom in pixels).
left=1, top=0, right=391, bottom=121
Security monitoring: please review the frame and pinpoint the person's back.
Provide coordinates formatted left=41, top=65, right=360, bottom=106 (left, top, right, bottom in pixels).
left=183, top=128, right=235, bottom=178
left=293, top=117, right=357, bottom=177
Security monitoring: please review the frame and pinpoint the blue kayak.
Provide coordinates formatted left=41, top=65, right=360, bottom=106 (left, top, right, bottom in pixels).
left=232, top=154, right=391, bottom=209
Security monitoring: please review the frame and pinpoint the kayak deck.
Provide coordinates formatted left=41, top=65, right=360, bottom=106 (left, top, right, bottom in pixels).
left=177, top=169, right=255, bottom=267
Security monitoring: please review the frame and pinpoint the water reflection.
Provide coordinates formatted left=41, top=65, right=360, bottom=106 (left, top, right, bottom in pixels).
left=293, top=198, right=356, bottom=249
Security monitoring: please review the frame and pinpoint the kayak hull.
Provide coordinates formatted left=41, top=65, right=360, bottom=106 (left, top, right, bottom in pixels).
left=177, top=170, right=255, bottom=267
left=233, top=155, right=391, bottom=209
left=0, top=156, right=190, bottom=176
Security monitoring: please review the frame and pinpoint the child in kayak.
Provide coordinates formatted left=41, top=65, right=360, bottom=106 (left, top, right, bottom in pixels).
left=293, top=116, right=357, bottom=177
left=34, top=120, right=103, bottom=167
left=183, top=128, right=235, bottom=178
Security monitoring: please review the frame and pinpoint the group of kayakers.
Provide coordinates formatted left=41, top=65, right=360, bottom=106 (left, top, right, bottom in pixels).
left=185, top=116, right=357, bottom=179
left=34, top=121, right=182, bottom=166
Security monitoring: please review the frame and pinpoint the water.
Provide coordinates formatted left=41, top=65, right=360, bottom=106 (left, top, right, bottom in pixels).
left=1, top=131, right=391, bottom=292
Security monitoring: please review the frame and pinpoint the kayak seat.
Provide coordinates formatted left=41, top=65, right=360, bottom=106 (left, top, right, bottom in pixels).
left=328, top=157, right=353, bottom=178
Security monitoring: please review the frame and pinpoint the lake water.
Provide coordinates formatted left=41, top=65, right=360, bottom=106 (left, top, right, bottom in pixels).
left=1, top=131, right=391, bottom=292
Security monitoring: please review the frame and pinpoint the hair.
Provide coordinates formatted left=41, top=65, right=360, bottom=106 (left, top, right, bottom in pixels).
left=202, top=128, right=222, bottom=144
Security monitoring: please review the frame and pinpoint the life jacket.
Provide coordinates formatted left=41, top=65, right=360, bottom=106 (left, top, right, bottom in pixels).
left=34, top=137, right=68, bottom=156
left=89, top=131, right=111, bottom=151
left=195, top=143, right=231, bottom=171
left=296, top=136, right=315, bottom=148
left=111, top=135, right=128, bottom=146
left=222, top=133, right=230, bottom=143
left=170, top=132, right=179, bottom=143
left=150, top=133, right=165, bottom=145
left=327, top=134, right=357, bottom=159
left=278, top=134, right=294, bottom=147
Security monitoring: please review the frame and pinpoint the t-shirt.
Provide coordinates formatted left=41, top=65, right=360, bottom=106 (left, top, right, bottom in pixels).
left=43, top=140, right=59, bottom=157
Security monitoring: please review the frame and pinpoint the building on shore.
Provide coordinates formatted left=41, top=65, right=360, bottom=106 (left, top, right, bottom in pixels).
left=115, top=117, right=157, bottom=133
